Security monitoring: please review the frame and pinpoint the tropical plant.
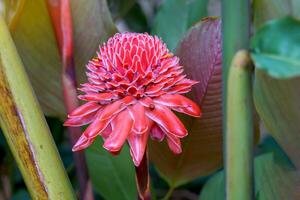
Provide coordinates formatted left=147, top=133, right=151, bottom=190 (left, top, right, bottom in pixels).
left=0, top=0, right=299, bottom=200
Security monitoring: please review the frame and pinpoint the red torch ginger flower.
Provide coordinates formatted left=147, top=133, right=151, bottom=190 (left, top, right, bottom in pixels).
left=64, top=33, right=201, bottom=166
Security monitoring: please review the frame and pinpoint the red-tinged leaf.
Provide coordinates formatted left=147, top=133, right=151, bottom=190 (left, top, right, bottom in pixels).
left=149, top=17, right=223, bottom=187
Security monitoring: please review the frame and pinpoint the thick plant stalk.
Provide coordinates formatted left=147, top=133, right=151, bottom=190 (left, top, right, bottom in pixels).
left=0, top=15, right=75, bottom=199
left=226, top=50, right=254, bottom=200
left=222, top=0, right=250, bottom=81
left=46, top=1, right=93, bottom=199
left=222, top=1, right=251, bottom=199
left=135, top=150, right=151, bottom=200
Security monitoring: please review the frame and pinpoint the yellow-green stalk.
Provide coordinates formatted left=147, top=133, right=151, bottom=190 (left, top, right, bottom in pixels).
left=0, top=16, right=75, bottom=199
left=226, top=50, right=254, bottom=200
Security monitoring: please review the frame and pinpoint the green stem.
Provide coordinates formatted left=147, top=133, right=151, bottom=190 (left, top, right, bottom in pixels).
left=0, top=16, right=75, bottom=199
left=222, top=0, right=250, bottom=81
left=225, top=50, right=254, bottom=200
left=222, top=1, right=251, bottom=199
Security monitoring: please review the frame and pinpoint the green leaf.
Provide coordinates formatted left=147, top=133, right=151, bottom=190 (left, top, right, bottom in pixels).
left=151, top=0, right=208, bottom=51
left=200, top=139, right=299, bottom=200
left=10, top=0, right=116, bottom=117
left=253, top=69, right=300, bottom=168
left=151, top=0, right=188, bottom=51
left=150, top=17, right=222, bottom=187
left=292, top=0, right=300, bottom=19
left=253, top=0, right=300, bottom=29
left=187, top=0, right=209, bottom=26
left=251, top=17, right=300, bottom=78
left=253, top=0, right=291, bottom=29
left=85, top=138, right=137, bottom=200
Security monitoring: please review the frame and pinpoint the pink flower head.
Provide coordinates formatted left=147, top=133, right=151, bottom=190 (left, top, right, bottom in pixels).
left=64, top=33, right=201, bottom=166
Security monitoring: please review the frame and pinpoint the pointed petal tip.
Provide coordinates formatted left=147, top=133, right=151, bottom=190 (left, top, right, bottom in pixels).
left=72, top=143, right=86, bottom=152
left=133, top=158, right=141, bottom=166
left=146, top=104, right=188, bottom=138
left=63, top=121, right=70, bottom=127
left=72, top=146, right=83, bottom=152
left=72, top=135, right=94, bottom=151
left=189, top=106, right=202, bottom=118
left=110, top=150, right=121, bottom=156
left=102, top=141, right=124, bottom=153
left=166, top=134, right=182, bottom=154
left=172, top=147, right=182, bottom=154
left=63, top=117, right=75, bottom=126
left=130, top=150, right=143, bottom=166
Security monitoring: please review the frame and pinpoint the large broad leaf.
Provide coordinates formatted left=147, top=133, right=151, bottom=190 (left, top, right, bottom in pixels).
left=85, top=138, right=137, bottom=200
left=251, top=17, right=300, bottom=167
left=11, top=0, right=116, bottom=117
left=149, top=18, right=223, bottom=187
left=151, top=0, right=209, bottom=51
left=253, top=0, right=291, bottom=29
left=253, top=0, right=300, bottom=28
left=200, top=138, right=300, bottom=200
left=251, top=17, right=300, bottom=78
left=253, top=71, right=300, bottom=168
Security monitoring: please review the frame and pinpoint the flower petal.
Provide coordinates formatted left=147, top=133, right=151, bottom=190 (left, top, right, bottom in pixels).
left=64, top=111, right=96, bottom=127
left=78, top=92, right=117, bottom=101
left=68, top=102, right=101, bottom=118
left=166, top=133, right=182, bottom=154
left=127, top=131, right=149, bottom=166
left=99, top=96, right=135, bottom=121
left=150, top=124, right=165, bottom=142
left=145, top=104, right=187, bottom=137
left=72, top=135, right=96, bottom=151
left=128, top=103, right=148, bottom=134
left=139, top=97, right=154, bottom=107
left=103, top=110, right=133, bottom=152
left=101, top=124, right=112, bottom=141
left=154, top=94, right=201, bottom=117
left=82, top=110, right=113, bottom=138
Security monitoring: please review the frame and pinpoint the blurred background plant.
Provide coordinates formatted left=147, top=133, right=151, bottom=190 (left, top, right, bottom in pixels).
left=0, top=0, right=300, bottom=199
